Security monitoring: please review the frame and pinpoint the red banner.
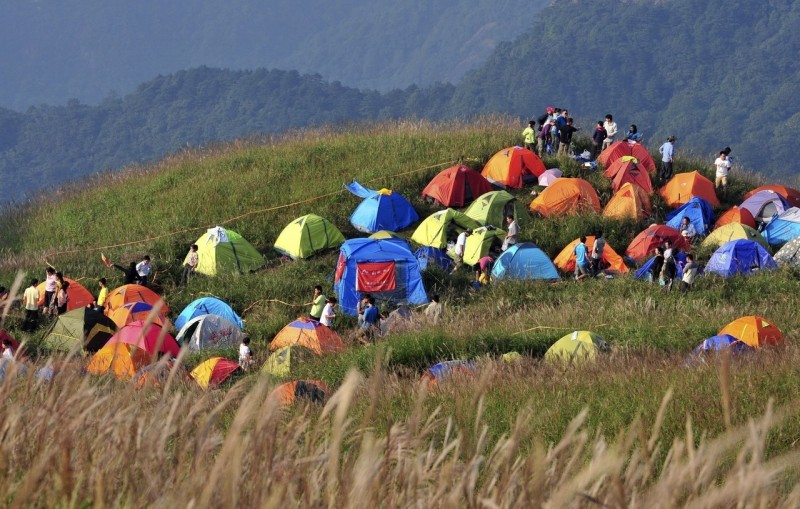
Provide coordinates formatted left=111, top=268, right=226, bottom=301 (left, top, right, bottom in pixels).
left=356, top=262, right=396, bottom=292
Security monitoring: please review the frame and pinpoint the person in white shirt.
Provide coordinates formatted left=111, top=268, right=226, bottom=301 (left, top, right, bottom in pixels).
left=502, top=215, right=518, bottom=251
left=238, top=337, right=254, bottom=371
left=136, top=255, right=152, bottom=287
left=602, top=114, right=618, bottom=150
left=679, top=217, right=698, bottom=244
left=320, top=297, right=337, bottom=328
left=2, top=340, right=14, bottom=360
left=714, top=151, right=732, bottom=197
left=452, top=229, right=472, bottom=273
left=659, top=135, right=676, bottom=182
left=424, top=294, right=443, bottom=324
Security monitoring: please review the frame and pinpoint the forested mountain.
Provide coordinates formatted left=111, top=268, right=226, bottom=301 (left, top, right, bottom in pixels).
left=0, top=0, right=543, bottom=109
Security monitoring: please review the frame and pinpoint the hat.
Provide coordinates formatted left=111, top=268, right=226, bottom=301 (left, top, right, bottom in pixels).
left=546, top=107, right=554, bottom=114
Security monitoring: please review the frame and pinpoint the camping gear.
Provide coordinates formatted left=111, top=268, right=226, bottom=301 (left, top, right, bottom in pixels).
left=693, top=334, right=752, bottom=354
left=491, top=243, right=559, bottom=280
left=763, top=207, right=800, bottom=246
left=43, top=307, right=116, bottom=352
left=106, top=321, right=180, bottom=357
left=105, top=284, right=169, bottom=315
left=185, top=226, right=265, bottom=275
left=739, top=190, right=789, bottom=224
left=545, top=331, right=608, bottom=365
left=705, top=240, right=777, bottom=278
left=714, top=206, right=757, bottom=229
left=334, top=238, right=428, bottom=315
left=176, top=314, right=245, bottom=350
left=666, top=197, right=715, bottom=236
left=774, top=237, right=800, bottom=269
left=602, top=183, right=651, bottom=220
left=107, top=302, right=168, bottom=329
left=270, top=380, right=329, bottom=406
left=597, top=141, right=656, bottom=173
left=87, top=343, right=152, bottom=380
left=701, top=223, right=768, bottom=251
left=345, top=181, right=419, bottom=233
left=174, top=296, right=244, bottom=331
left=190, top=357, right=241, bottom=389
left=421, top=164, right=492, bottom=207
left=604, top=157, right=653, bottom=194
left=414, top=246, right=454, bottom=272
left=529, top=178, right=601, bottom=217
left=659, top=171, right=720, bottom=207
left=420, top=360, right=477, bottom=387
left=626, top=224, right=690, bottom=261
left=273, top=214, right=345, bottom=259
left=743, top=185, right=800, bottom=208
left=464, top=190, right=529, bottom=227
left=538, top=168, right=562, bottom=187
left=554, top=237, right=628, bottom=273
left=270, top=317, right=346, bottom=354
left=410, top=209, right=480, bottom=249
left=261, top=345, right=317, bottom=378
left=461, top=226, right=505, bottom=266
left=36, top=278, right=94, bottom=311
left=481, top=146, right=546, bottom=188
left=718, top=316, right=783, bottom=348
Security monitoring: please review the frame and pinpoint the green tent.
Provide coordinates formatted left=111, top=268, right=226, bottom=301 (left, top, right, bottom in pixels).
left=461, top=226, right=505, bottom=266
left=274, top=214, right=346, bottom=259
left=410, top=209, right=481, bottom=249
left=44, top=307, right=117, bottom=353
left=261, top=345, right=316, bottom=378
left=185, top=226, right=265, bottom=276
left=464, top=191, right=530, bottom=228
left=544, top=331, right=608, bottom=365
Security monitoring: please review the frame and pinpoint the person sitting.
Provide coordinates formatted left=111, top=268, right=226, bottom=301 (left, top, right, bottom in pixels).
left=679, top=216, right=698, bottom=244
left=625, top=124, right=643, bottom=143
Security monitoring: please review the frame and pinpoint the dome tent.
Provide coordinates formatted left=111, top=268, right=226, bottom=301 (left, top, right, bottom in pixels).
left=659, top=171, right=720, bottom=208
left=421, top=164, right=492, bottom=207
left=625, top=224, right=690, bottom=261
left=43, top=307, right=116, bottom=352
left=554, top=236, right=628, bottom=274
left=176, top=314, right=245, bottom=350
left=414, top=246, right=454, bottom=272
left=345, top=181, right=419, bottom=233
left=190, top=357, right=241, bottom=389
left=602, top=183, right=651, bottom=220
left=36, top=278, right=94, bottom=311
left=270, top=318, right=346, bottom=355
left=714, top=206, right=756, bottom=229
left=491, top=243, right=559, bottom=280
left=273, top=214, right=345, bottom=260
left=743, top=185, right=800, bottom=208
left=665, top=197, right=715, bottom=236
left=701, top=223, right=768, bottom=252
left=705, top=240, right=777, bottom=278
left=774, top=237, right=800, bottom=269
left=763, top=207, right=800, bottom=246
left=174, top=296, right=243, bottom=331
left=464, top=190, right=529, bottom=228
left=481, top=146, right=546, bottom=189
left=529, top=178, right=601, bottom=217
left=410, top=209, right=480, bottom=249
left=739, top=190, right=789, bottom=224
left=718, top=315, right=783, bottom=348
left=545, top=331, right=609, bottom=365
left=462, top=226, right=505, bottom=266
left=185, top=226, right=265, bottom=275
left=597, top=141, right=656, bottom=173
left=105, top=284, right=168, bottom=315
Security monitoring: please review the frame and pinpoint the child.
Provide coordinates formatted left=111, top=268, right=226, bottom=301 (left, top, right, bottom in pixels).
left=136, top=255, right=152, bottom=287
left=96, top=278, right=108, bottom=309
left=320, top=296, right=337, bottom=328
left=181, top=244, right=199, bottom=286
left=44, top=267, right=57, bottom=309
left=238, top=337, right=254, bottom=371
left=2, top=339, right=13, bottom=360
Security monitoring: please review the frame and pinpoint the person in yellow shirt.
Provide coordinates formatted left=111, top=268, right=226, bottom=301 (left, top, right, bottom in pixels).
left=96, top=278, right=108, bottom=309
left=522, top=120, right=537, bottom=154
left=307, top=285, right=326, bottom=321
left=22, top=278, right=40, bottom=332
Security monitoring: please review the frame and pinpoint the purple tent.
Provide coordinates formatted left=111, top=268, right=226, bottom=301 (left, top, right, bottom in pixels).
left=740, top=190, right=790, bottom=224
left=538, top=168, right=562, bottom=187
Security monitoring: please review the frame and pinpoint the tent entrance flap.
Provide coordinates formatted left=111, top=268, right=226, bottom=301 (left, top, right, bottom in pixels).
left=356, top=261, right=397, bottom=292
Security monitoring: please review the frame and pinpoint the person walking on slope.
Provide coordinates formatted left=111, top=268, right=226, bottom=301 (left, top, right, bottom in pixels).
left=659, top=136, right=676, bottom=182
left=591, top=121, right=607, bottom=161
left=590, top=231, right=606, bottom=276
left=680, top=254, right=699, bottom=292
left=522, top=120, right=537, bottom=154
left=714, top=150, right=732, bottom=198
left=181, top=244, right=199, bottom=286
left=136, top=255, right=152, bottom=287
left=602, top=114, right=618, bottom=151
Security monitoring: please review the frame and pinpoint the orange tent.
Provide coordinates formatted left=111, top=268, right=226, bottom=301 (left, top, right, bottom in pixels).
left=270, top=317, right=346, bottom=355
left=718, top=316, right=783, bottom=348
left=37, top=278, right=94, bottom=311
left=87, top=342, right=152, bottom=380
left=597, top=141, right=657, bottom=173
left=529, top=178, right=601, bottom=217
left=105, top=284, right=169, bottom=315
left=714, top=206, right=757, bottom=229
left=604, top=158, right=652, bottom=194
left=625, top=224, right=690, bottom=261
left=421, top=165, right=493, bottom=207
left=107, top=302, right=168, bottom=329
left=659, top=171, right=720, bottom=207
left=481, top=146, right=546, bottom=189
left=744, top=185, right=800, bottom=208
left=603, top=183, right=651, bottom=220
left=554, top=236, right=628, bottom=273
left=269, top=380, right=329, bottom=406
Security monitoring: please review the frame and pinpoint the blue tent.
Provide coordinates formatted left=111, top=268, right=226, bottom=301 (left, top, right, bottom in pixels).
left=491, top=243, right=559, bottom=280
left=763, top=207, right=800, bottom=246
left=705, top=240, right=777, bottom=277
left=693, top=334, right=753, bottom=354
left=174, top=297, right=244, bottom=331
left=666, top=197, right=715, bottom=235
left=414, top=246, right=454, bottom=272
left=634, top=252, right=688, bottom=280
left=346, top=181, right=419, bottom=234
left=334, top=238, right=428, bottom=315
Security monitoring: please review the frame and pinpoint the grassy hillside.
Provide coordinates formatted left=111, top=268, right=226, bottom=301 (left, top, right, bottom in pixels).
left=1, top=121, right=800, bottom=504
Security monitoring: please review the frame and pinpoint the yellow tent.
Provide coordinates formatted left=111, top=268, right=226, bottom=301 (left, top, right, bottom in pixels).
left=701, top=223, right=769, bottom=252
left=261, top=345, right=317, bottom=378
left=273, top=214, right=345, bottom=259
left=184, top=226, right=265, bottom=276
left=544, top=331, right=608, bottom=365
left=87, top=342, right=151, bottom=380
left=461, top=226, right=505, bottom=266
left=410, top=209, right=480, bottom=249
left=369, top=230, right=400, bottom=240
left=602, top=183, right=651, bottom=221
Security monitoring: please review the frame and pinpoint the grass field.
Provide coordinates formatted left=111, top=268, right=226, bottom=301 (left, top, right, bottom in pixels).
left=1, top=118, right=799, bottom=505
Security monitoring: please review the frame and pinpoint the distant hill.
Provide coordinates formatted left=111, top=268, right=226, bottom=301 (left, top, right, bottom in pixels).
left=0, top=0, right=544, bottom=109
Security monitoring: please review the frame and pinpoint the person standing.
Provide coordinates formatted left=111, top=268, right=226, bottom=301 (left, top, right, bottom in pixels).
left=650, top=247, right=665, bottom=284
left=308, top=285, right=326, bottom=320
left=574, top=237, right=591, bottom=281
left=714, top=151, right=732, bottom=198
left=136, top=255, right=152, bottom=287
left=55, top=280, right=70, bottom=315
left=96, top=278, right=109, bottom=310
left=22, top=279, right=40, bottom=332
left=680, top=254, right=699, bottom=292
left=112, top=261, right=139, bottom=285
left=537, top=120, right=553, bottom=156
left=590, top=232, right=607, bottom=276
left=181, top=244, right=199, bottom=286
left=602, top=114, right=618, bottom=151
left=659, top=136, right=676, bottom=182
left=452, top=229, right=472, bottom=273
left=553, top=109, right=568, bottom=152
left=44, top=267, right=57, bottom=309
left=356, top=294, right=371, bottom=327
left=238, top=337, right=254, bottom=371
left=320, top=297, right=337, bottom=328
left=522, top=120, right=537, bottom=154
left=502, top=214, right=518, bottom=251
left=591, top=121, right=607, bottom=161
left=558, top=118, right=579, bottom=156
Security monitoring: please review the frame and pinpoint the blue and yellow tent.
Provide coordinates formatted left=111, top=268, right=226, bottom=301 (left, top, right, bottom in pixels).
left=345, top=181, right=419, bottom=233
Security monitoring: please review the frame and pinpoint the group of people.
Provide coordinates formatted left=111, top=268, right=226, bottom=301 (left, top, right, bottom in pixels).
left=19, top=268, right=75, bottom=332
left=648, top=242, right=700, bottom=293
left=452, top=214, right=519, bottom=276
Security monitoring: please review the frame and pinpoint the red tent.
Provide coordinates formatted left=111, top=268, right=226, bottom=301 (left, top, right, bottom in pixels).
left=421, top=165, right=492, bottom=207
left=604, top=158, right=653, bottom=194
left=597, top=141, right=657, bottom=174
left=37, top=278, right=94, bottom=311
left=626, top=224, right=690, bottom=261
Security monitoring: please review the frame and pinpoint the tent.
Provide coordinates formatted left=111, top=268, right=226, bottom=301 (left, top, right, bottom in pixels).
left=602, top=183, right=651, bottom=220
left=597, top=141, right=657, bottom=173
left=414, top=246, right=454, bottom=272
left=107, top=302, right=168, bottom=329
left=714, top=206, right=756, bottom=229
left=87, top=343, right=152, bottom=380
left=763, top=207, right=800, bottom=246
left=718, top=316, right=783, bottom=348
left=334, top=238, right=428, bottom=315
left=491, top=243, right=559, bottom=280
left=174, top=296, right=244, bottom=331
left=538, top=168, right=562, bottom=187
left=43, top=307, right=116, bottom=352
left=345, top=181, right=419, bottom=233
left=421, top=164, right=492, bottom=207
left=269, top=380, right=329, bottom=406
left=604, top=157, right=653, bottom=194
left=529, top=178, right=601, bottom=217
left=106, top=284, right=169, bottom=315
left=133, top=361, right=179, bottom=389
left=369, top=230, right=400, bottom=240
left=634, top=252, right=688, bottom=281
left=744, top=185, right=800, bottom=208
left=481, top=146, right=546, bottom=188
left=36, top=278, right=94, bottom=311
left=176, top=314, right=245, bottom=350
left=705, top=240, right=777, bottom=278
left=626, top=225, right=690, bottom=261
left=739, top=190, right=789, bottom=224
left=420, top=360, right=477, bottom=387
left=693, top=334, right=752, bottom=354
left=273, top=214, right=346, bottom=259
left=261, top=345, right=317, bottom=378
left=185, top=226, right=265, bottom=275
left=701, top=223, right=768, bottom=252
left=270, top=317, right=346, bottom=354
left=462, top=226, right=505, bottom=266
left=190, top=357, right=241, bottom=389
left=659, top=171, right=720, bottom=207
left=774, top=237, right=800, bottom=269
left=107, top=321, right=180, bottom=357
left=554, top=236, right=628, bottom=273
left=410, top=209, right=480, bottom=249
left=665, top=197, right=715, bottom=236
left=545, top=331, right=609, bottom=365
left=464, top=191, right=530, bottom=227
